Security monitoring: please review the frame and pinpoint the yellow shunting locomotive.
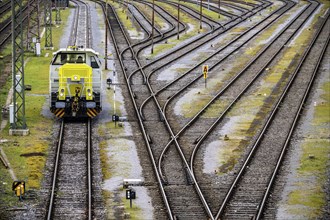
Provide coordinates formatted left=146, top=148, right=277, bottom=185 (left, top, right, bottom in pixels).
left=49, top=47, right=102, bottom=118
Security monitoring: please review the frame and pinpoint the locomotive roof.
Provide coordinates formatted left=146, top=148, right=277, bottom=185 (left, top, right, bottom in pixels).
left=53, top=47, right=99, bottom=55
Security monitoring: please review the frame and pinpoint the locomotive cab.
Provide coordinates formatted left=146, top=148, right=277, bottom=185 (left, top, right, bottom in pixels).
left=49, top=47, right=102, bottom=118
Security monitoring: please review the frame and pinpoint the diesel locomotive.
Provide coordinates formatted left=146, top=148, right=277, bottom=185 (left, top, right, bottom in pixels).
left=49, top=46, right=102, bottom=118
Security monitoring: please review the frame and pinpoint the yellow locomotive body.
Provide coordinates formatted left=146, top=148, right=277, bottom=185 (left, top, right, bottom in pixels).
left=50, top=47, right=102, bottom=118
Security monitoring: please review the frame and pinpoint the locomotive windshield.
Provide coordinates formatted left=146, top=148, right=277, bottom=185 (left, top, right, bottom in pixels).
left=52, top=53, right=86, bottom=65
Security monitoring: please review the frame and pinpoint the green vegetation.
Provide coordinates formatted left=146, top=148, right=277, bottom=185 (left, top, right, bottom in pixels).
left=287, top=81, right=330, bottom=218
left=135, top=2, right=165, bottom=29
left=178, top=0, right=329, bottom=177
left=144, top=0, right=208, bottom=58
left=1, top=96, right=51, bottom=189
left=122, top=196, right=143, bottom=219
left=0, top=7, right=71, bottom=210
left=170, top=0, right=227, bottom=21
left=0, top=0, right=28, bottom=23
left=112, top=1, right=138, bottom=33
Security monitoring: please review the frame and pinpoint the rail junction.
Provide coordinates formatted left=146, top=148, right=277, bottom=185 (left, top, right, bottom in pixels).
left=0, top=0, right=329, bottom=219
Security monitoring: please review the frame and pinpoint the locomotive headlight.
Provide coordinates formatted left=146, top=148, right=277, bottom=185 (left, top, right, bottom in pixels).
left=74, top=75, right=78, bottom=80
left=87, top=89, right=92, bottom=97
left=86, top=88, right=92, bottom=100
left=59, top=88, right=65, bottom=100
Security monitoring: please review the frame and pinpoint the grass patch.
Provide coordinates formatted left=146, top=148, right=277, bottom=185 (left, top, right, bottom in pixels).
left=287, top=140, right=329, bottom=218
left=0, top=6, right=71, bottom=210
left=113, top=2, right=136, bottom=32
left=287, top=79, right=329, bottom=218
left=203, top=99, right=229, bottom=117
left=180, top=92, right=211, bottom=117
left=122, top=196, right=143, bottom=219
left=99, top=139, right=112, bottom=179
left=145, top=1, right=206, bottom=58
left=170, top=0, right=228, bottom=20
left=314, top=82, right=330, bottom=125
left=98, top=71, right=124, bottom=179
left=134, top=2, right=165, bottom=29
left=24, top=57, right=51, bottom=94
left=0, top=0, right=28, bottom=23
left=1, top=96, right=52, bottom=189
left=217, top=138, right=242, bottom=173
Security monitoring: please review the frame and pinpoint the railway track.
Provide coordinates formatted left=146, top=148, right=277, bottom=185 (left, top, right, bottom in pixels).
left=99, top=1, right=177, bottom=218
left=151, top=0, right=325, bottom=218
left=0, top=0, right=10, bottom=15
left=0, top=0, right=327, bottom=219
left=128, top=1, right=269, bottom=88
left=0, top=0, right=30, bottom=49
left=69, top=0, right=92, bottom=47
left=99, top=0, right=328, bottom=219
left=105, top=0, right=253, bottom=218
left=46, top=119, right=93, bottom=219
left=152, top=0, right=302, bottom=215
left=42, top=1, right=104, bottom=219
left=218, top=9, right=330, bottom=219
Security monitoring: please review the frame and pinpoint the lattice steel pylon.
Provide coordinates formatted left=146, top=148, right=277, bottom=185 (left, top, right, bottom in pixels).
left=44, top=0, right=53, bottom=48
left=55, top=0, right=61, bottom=24
left=26, top=0, right=40, bottom=52
left=10, top=0, right=28, bottom=133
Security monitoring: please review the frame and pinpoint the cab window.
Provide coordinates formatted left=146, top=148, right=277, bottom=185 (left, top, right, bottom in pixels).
left=91, top=56, right=99, bottom=68
left=52, top=53, right=86, bottom=65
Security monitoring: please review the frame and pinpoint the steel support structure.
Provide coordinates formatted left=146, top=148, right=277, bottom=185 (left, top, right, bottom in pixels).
left=151, top=0, right=155, bottom=54
left=11, top=0, right=28, bottom=132
left=177, top=0, right=180, bottom=40
left=44, top=0, right=53, bottom=48
left=26, top=0, right=40, bottom=52
left=199, top=0, right=202, bottom=31
left=55, top=0, right=61, bottom=24
left=57, top=0, right=67, bottom=8
left=105, top=0, right=108, bottom=70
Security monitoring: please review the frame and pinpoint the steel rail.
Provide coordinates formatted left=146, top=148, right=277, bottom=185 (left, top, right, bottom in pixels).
left=214, top=1, right=321, bottom=218
left=46, top=119, right=93, bottom=219
left=0, top=2, right=30, bottom=48
left=127, top=0, right=226, bottom=82
left=68, top=0, right=80, bottom=46
left=106, top=1, right=216, bottom=218
left=47, top=1, right=93, bottom=218
left=157, top=0, right=293, bottom=181
left=0, top=0, right=10, bottom=15
left=87, top=118, right=92, bottom=220
left=85, top=0, right=92, bottom=48
left=126, top=0, right=216, bottom=61
left=188, top=0, right=241, bottom=18
left=46, top=120, right=65, bottom=220
left=256, top=12, right=330, bottom=219
left=127, top=0, right=187, bottom=57
left=68, top=0, right=91, bottom=48
left=138, top=0, right=272, bottom=119
left=96, top=1, right=174, bottom=218
left=75, top=0, right=92, bottom=48
left=99, top=0, right=269, bottom=218
left=118, top=0, right=174, bottom=84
